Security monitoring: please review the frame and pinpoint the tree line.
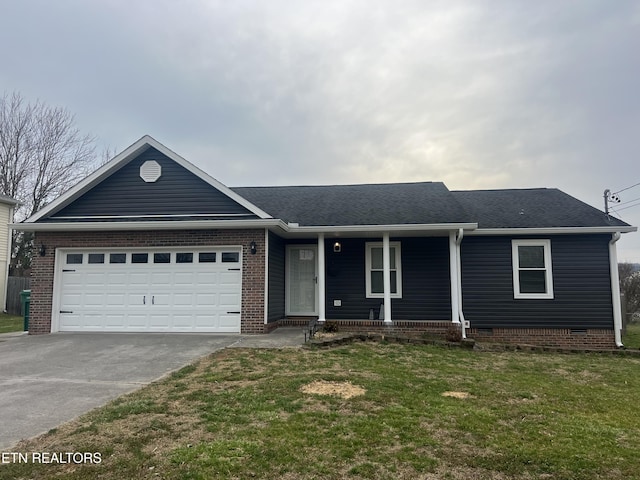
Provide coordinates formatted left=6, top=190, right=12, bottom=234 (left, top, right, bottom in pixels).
left=0, top=91, right=102, bottom=273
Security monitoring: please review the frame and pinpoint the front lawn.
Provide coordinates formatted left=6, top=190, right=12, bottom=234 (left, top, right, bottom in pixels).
left=0, top=313, right=24, bottom=334
left=3, top=342, right=640, bottom=479
left=623, top=322, right=640, bottom=349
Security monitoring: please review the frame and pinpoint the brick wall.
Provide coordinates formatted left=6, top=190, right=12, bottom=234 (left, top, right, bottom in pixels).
left=279, top=318, right=455, bottom=338
left=466, top=327, right=617, bottom=350
left=30, top=229, right=266, bottom=334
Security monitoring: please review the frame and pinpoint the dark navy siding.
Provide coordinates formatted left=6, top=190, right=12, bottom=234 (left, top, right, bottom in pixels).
left=47, top=147, right=256, bottom=219
left=267, top=232, right=286, bottom=322
left=325, top=237, right=451, bottom=321
left=461, top=234, right=614, bottom=328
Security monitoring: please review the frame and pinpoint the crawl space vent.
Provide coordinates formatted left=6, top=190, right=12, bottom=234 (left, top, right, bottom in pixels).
left=140, top=160, right=162, bottom=182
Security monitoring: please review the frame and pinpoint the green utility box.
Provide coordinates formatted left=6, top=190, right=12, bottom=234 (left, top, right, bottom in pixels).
left=20, top=289, right=31, bottom=331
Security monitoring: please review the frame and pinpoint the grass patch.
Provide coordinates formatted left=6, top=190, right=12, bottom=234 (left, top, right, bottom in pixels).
left=0, top=312, right=24, bottom=333
left=3, top=343, right=640, bottom=479
left=623, top=322, right=640, bottom=349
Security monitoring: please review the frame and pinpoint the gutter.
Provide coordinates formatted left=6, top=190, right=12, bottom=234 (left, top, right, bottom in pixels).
left=609, top=232, right=624, bottom=347
left=455, top=228, right=466, bottom=339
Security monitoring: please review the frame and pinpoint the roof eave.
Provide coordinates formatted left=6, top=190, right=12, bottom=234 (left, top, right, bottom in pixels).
left=468, top=226, right=637, bottom=235
left=12, top=219, right=288, bottom=232
left=287, top=223, right=478, bottom=234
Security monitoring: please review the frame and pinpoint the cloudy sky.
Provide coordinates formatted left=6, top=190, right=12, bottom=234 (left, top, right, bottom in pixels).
left=2, top=0, right=639, bottom=260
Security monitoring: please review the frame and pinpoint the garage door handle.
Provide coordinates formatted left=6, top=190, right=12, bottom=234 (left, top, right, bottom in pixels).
left=152, top=296, right=155, bottom=305
left=227, top=311, right=240, bottom=314
left=60, top=310, right=73, bottom=314
left=228, top=268, right=241, bottom=271
left=143, top=296, right=146, bottom=305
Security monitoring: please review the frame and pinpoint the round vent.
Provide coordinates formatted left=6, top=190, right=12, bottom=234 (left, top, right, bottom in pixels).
left=140, top=160, right=162, bottom=182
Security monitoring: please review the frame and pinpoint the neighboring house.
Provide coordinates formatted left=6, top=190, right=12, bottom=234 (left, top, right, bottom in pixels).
left=0, top=194, right=19, bottom=312
left=14, top=136, right=637, bottom=348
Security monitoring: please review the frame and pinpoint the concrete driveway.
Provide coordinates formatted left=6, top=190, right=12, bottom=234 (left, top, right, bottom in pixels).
left=0, top=329, right=304, bottom=450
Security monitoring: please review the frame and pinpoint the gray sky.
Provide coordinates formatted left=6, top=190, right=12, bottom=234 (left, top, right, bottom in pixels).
left=2, top=0, right=639, bottom=260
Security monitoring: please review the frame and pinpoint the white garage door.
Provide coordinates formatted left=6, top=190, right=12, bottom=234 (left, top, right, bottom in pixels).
left=56, top=248, right=242, bottom=333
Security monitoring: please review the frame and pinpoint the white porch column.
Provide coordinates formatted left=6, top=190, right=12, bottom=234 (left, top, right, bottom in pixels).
left=449, top=231, right=460, bottom=324
left=317, top=233, right=326, bottom=322
left=383, top=232, right=392, bottom=323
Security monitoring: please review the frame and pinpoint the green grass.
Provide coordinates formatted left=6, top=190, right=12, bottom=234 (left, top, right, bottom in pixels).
left=623, top=322, right=640, bottom=349
left=0, top=312, right=24, bottom=333
left=3, top=343, right=640, bottom=479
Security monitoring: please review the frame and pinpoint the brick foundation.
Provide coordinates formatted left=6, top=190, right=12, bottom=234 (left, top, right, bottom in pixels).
left=30, top=229, right=267, bottom=334
left=278, top=318, right=455, bottom=338
left=466, top=327, right=617, bottom=350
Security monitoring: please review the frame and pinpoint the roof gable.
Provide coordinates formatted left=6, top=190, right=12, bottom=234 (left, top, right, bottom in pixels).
left=27, top=136, right=271, bottom=223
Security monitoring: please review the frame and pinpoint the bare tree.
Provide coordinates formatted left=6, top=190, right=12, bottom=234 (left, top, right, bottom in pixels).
left=0, top=92, right=99, bottom=272
left=619, top=263, right=640, bottom=326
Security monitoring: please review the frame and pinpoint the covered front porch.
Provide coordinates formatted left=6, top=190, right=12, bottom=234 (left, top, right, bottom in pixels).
left=266, top=224, right=475, bottom=338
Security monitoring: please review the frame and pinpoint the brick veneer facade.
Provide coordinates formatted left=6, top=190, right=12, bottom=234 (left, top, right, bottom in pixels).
left=466, top=328, right=617, bottom=349
left=30, top=229, right=266, bottom=334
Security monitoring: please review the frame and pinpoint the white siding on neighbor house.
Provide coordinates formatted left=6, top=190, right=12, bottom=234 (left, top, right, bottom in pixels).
left=0, top=203, right=12, bottom=311
left=0, top=205, right=10, bottom=263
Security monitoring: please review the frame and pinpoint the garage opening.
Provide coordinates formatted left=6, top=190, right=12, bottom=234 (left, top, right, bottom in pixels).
left=55, top=247, right=242, bottom=333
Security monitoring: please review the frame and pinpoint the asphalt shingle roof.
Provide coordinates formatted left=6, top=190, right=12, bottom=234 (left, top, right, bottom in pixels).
left=233, top=182, right=473, bottom=226
left=451, top=188, right=629, bottom=229
left=233, top=183, right=630, bottom=229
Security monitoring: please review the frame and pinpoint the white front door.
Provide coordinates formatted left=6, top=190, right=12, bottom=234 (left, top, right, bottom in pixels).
left=286, top=245, right=318, bottom=315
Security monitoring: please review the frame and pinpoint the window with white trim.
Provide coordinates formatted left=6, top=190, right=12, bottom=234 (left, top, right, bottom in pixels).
left=366, top=242, right=402, bottom=298
left=512, top=239, right=554, bottom=299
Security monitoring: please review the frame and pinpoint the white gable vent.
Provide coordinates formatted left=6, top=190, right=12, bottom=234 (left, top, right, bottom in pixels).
left=140, top=160, right=162, bottom=182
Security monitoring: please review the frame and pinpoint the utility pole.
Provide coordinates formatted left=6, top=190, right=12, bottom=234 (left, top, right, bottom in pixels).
left=604, top=189, right=620, bottom=216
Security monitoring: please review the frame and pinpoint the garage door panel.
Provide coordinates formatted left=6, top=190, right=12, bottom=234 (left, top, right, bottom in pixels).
left=218, top=314, right=241, bottom=330
left=127, top=314, right=148, bottom=328
left=173, top=293, right=194, bottom=306
left=106, top=294, right=125, bottom=306
left=84, top=294, right=106, bottom=307
left=220, top=293, right=240, bottom=308
left=58, top=248, right=242, bottom=333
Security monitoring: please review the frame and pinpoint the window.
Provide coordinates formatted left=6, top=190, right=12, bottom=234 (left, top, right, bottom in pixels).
left=366, top=242, right=402, bottom=298
left=88, top=253, right=105, bottom=264
left=176, top=253, right=193, bottom=263
left=512, top=239, right=554, bottom=299
left=66, top=253, right=83, bottom=264
left=131, top=253, right=149, bottom=264
left=109, top=253, right=126, bottom=264
left=199, top=252, right=216, bottom=263
left=154, top=253, right=171, bottom=264
left=222, top=252, right=240, bottom=263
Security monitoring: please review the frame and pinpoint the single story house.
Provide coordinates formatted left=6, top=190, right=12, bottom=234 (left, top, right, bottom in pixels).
left=15, top=136, right=636, bottom=348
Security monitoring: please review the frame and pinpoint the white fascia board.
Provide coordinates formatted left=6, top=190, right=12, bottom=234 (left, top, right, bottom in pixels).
left=12, top=219, right=288, bottom=232
left=468, top=226, right=637, bottom=235
left=288, top=223, right=478, bottom=235
left=24, top=135, right=272, bottom=223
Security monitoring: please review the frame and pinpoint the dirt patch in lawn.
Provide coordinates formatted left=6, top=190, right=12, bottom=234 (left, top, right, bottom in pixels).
left=300, top=380, right=366, bottom=399
left=442, top=391, right=472, bottom=399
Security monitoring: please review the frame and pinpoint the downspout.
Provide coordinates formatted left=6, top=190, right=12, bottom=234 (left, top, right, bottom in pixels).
left=609, top=232, right=623, bottom=347
left=455, top=228, right=466, bottom=339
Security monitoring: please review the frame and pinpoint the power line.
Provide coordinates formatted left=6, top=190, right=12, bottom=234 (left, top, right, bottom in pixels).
left=613, top=181, right=640, bottom=195
left=617, top=195, right=640, bottom=206
left=615, top=201, right=640, bottom=213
